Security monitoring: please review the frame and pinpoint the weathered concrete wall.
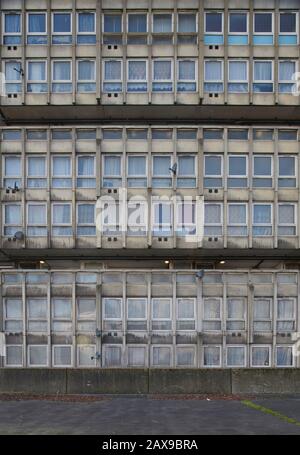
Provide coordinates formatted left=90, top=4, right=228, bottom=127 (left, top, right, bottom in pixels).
left=0, top=369, right=66, bottom=394
left=0, top=369, right=299, bottom=394
left=231, top=369, right=300, bottom=394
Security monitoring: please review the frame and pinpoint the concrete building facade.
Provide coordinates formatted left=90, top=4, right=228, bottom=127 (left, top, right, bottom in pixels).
left=0, top=0, right=300, bottom=375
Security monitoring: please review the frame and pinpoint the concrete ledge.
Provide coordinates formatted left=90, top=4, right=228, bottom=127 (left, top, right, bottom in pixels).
left=0, top=369, right=66, bottom=394
left=231, top=369, right=300, bottom=394
left=0, top=368, right=299, bottom=394
left=149, top=369, right=231, bottom=394
left=67, top=369, right=149, bottom=394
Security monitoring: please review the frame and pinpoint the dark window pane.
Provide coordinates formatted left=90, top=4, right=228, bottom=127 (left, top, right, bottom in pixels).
left=229, top=13, right=247, bottom=33
left=280, top=13, right=296, bottom=33
left=228, top=129, right=248, bottom=140
left=128, top=14, right=147, bottom=33
left=2, top=130, right=22, bottom=140
left=203, top=129, right=223, bottom=140
left=77, top=129, right=96, bottom=140
left=152, top=129, right=173, bottom=139
left=278, top=130, right=297, bottom=141
left=102, top=129, right=122, bottom=139
left=177, top=129, right=197, bottom=139
left=206, top=12, right=222, bottom=32
left=27, top=130, right=47, bottom=140
left=104, top=15, right=122, bottom=33
left=255, top=13, right=272, bottom=33
left=127, top=129, right=148, bottom=139
left=52, top=130, right=72, bottom=140
left=253, top=129, right=273, bottom=140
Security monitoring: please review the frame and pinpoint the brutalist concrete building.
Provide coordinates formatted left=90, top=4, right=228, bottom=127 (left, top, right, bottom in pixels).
left=0, top=0, right=300, bottom=377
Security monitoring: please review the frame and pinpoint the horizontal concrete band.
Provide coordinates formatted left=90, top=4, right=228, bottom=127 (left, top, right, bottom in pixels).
left=0, top=369, right=299, bottom=394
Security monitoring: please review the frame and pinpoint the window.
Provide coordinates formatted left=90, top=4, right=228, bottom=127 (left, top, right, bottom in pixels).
left=52, top=298, right=72, bottom=332
left=279, top=61, right=296, bottom=93
left=52, top=60, right=72, bottom=93
left=127, top=129, right=147, bottom=140
left=226, top=298, right=246, bottom=330
left=28, top=345, right=48, bottom=367
left=277, top=299, right=296, bottom=331
left=276, top=346, right=294, bottom=367
left=152, top=155, right=172, bottom=188
left=228, top=155, right=247, bottom=188
left=27, top=130, right=47, bottom=140
left=153, top=14, right=173, bottom=33
left=254, top=299, right=272, bottom=332
left=152, top=129, right=172, bottom=139
left=27, top=13, right=47, bottom=45
left=153, top=202, right=172, bottom=236
left=103, top=298, right=122, bottom=320
left=52, top=12, right=72, bottom=44
left=176, top=346, right=195, bottom=367
left=103, top=346, right=122, bottom=367
left=2, top=130, right=21, bottom=140
left=27, top=203, right=47, bottom=236
left=77, top=60, right=96, bottom=92
left=53, top=345, right=72, bottom=367
left=103, top=60, right=122, bottom=93
left=253, top=61, right=273, bottom=93
left=228, top=12, right=248, bottom=45
left=27, top=61, right=47, bottom=93
left=5, top=346, right=23, bottom=367
left=177, top=13, right=197, bottom=44
left=152, top=60, right=173, bottom=92
left=253, top=204, right=272, bottom=236
left=278, top=130, right=297, bottom=141
left=177, top=155, right=196, bottom=187
left=127, top=201, right=147, bottom=236
left=102, top=129, right=122, bottom=140
left=77, top=345, right=96, bottom=366
left=77, top=129, right=96, bottom=140
left=203, top=298, right=221, bottom=331
left=228, top=60, right=248, bottom=93
left=251, top=346, right=271, bottom=367
left=253, top=129, right=273, bottom=141
left=228, top=129, right=248, bottom=140
left=127, top=13, right=147, bottom=44
left=27, top=156, right=47, bottom=188
left=278, top=156, right=296, bottom=188
left=254, top=12, right=273, bottom=45
left=204, top=203, right=222, bottom=236
left=253, top=156, right=272, bottom=188
left=103, top=155, right=122, bottom=188
left=127, top=60, right=147, bottom=92
left=278, top=204, right=296, bottom=236
left=177, top=129, right=197, bottom=140
left=279, top=12, right=298, bottom=45
left=127, top=298, right=147, bottom=330
left=177, top=60, right=196, bottom=92
left=27, top=298, right=47, bottom=332
left=127, top=155, right=147, bottom=187
left=152, top=298, right=172, bottom=330
left=77, top=12, right=96, bottom=44
left=152, top=346, right=172, bottom=367
left=203, top=129, right=223, bottom=140
left=228, top=204, right=247, bottom=236
left=77, top=156, right=95, bottom=188
left=3, top=13, right=21, bottom=45
left=52, top=203, right=72, bottom=236
left=204, top=155, right=223, bottom=188
left=203, top=346, right=221, bottom=367
left=77, top=203, right=96, bottom=236
left=52, top=129, right=72, bottom=140
left=176, top=298, right=195, bottom=330
left=176, top=202, right=196, bottom=236
left=226, top=346, right=246, bottom=367
left=77, top=298, right=96, bottom=333
left=3, top=156, right=21, bottom=188
left=5, top=61, right=22, bottom=94
left=204, top=60, right=223, bottom=93
left=52, top=156, right=71, bottom=188
left=103, top=14, right=122, bottom=45
left=4, top=298, right=23, bottom=332
left=3, top=204, right=22, bottom=236
left=204, top=12, right=223, bottom=45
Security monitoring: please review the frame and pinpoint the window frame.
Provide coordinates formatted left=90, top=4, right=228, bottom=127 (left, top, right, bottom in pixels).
left=253, top=11, right=274, bottom=37
left=28, top=345, right=49, bottom=367
left=202, top=345, right=222, bottom=368
left=227, top=202, right=248, bottom=236
left=152, top=201, right=173, bottom=236
left=3, top=203, right=22, bottom=236
left=276, top=345, right=295, bottom=367
left=51, top=154, right=72, bottom=188
left=52, top=344, right=73, bottom=367
left=204, top=11, right=224, bottom=34
left=226, top=345, right=247, bottom=367
left=151, top=345, right=173, bottom=368
left=202, top=297, right=222, bottom=332
left=252, top=154, right=273, bottom=188
left=26, top=202, right=47, bottom=236
left=51, top=202, right=72, bottom=236
left=152, top=13, right=174, bottom=33
left=102, top=154, right=122, bottom=187
left=152, top=58, right=174, bottom=92
left=26, top=12, right=47, bottom=43
left=204, top=202, right=223, bottom=236
left=26, top=59, right=47, bottom=92
left=2, top=154, right=21, bottom=188
left=2, top=12, right=21, bottom=44
left=177, top=59, right=197, bottom=92
left=126, top=59, right=148, bottom=92
left=102, top=13, right=123, bottom=34
left=51, top=59, right=72, bottom=93
left=3, top=297, right=23, bottom=333
left=127, top=12, right=148, bottom=33
left=204, top=59, right=224, bottom=93
left=226, top=297, right=246, bottom=331
left=278, top=155, right=297, bottom=188
left=76, top=11, right=96, bottom=36
left=27, top=297, right=48, bottom=333
left=228, top=11, right=249, bottom=35
left=253, top=298, right=272, bottom=332
left=102, top=59, right=123, bottom=93
left=51, top=11, right=72, bottom=41
left=26, top=155, right=47, bottom=188
left=250, top=345, right=271, bottom=368
left=227, top=154, right=248, bottom=187
left=252, top=203, right=273, bottom=236
left=76, top=59, right=96, bottom=92
left=278, top=203, right=297, bottom=237
left=103, top=297, right=122, bottom=321
left=76, top=154, right=96, bottom=188
left=253, top=60, right=274, bottom=92
left=279, top=11, right=298, bottom=44
left=278, top=60, right=297, bottom=92
left=76, top=202, right=96, bottom=237
left=4, top=345, right=23, bottom=367
left=277, top=298, right=296, bottom=332
left=227, top=59, right=249, bottom=93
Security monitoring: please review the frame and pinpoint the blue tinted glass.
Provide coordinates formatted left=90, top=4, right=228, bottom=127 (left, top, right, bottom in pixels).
left=254, top=13, right=272, bottom=33
left=29, top=14, right=46, bottom=32
left=279, top=35, right=297, bottom=45
left=205, top=13, right=222, bottom=32
left=204, top=35, right=224, bottom=45
left=128, top=14, right=147, bottom=32
left=5, top=14, right=20, bottom=33
left=253, top=36, right=273, bottom=45
left=104, top=15, right=122, bottom=33
left=228, top=35, right=248, bottom=45
left=54, top=13, right=71, bottom=32
left=280, top=13, right=296, bottom=33
left=229, top=13, right=247, bottom=33
left=78, top=13, right=95, bottom=32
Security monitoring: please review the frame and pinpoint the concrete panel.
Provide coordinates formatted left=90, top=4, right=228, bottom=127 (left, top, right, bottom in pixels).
left=232, top=369, right=300, bottom=394
left=0, top=369, right=66, bottom=394
left=149, top=369, right=231, bottom=394
left=67, top=369, right=149, bottom=394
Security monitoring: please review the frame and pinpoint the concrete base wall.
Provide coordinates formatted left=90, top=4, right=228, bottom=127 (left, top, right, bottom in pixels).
left=0, top=368, right=299, bottom=395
